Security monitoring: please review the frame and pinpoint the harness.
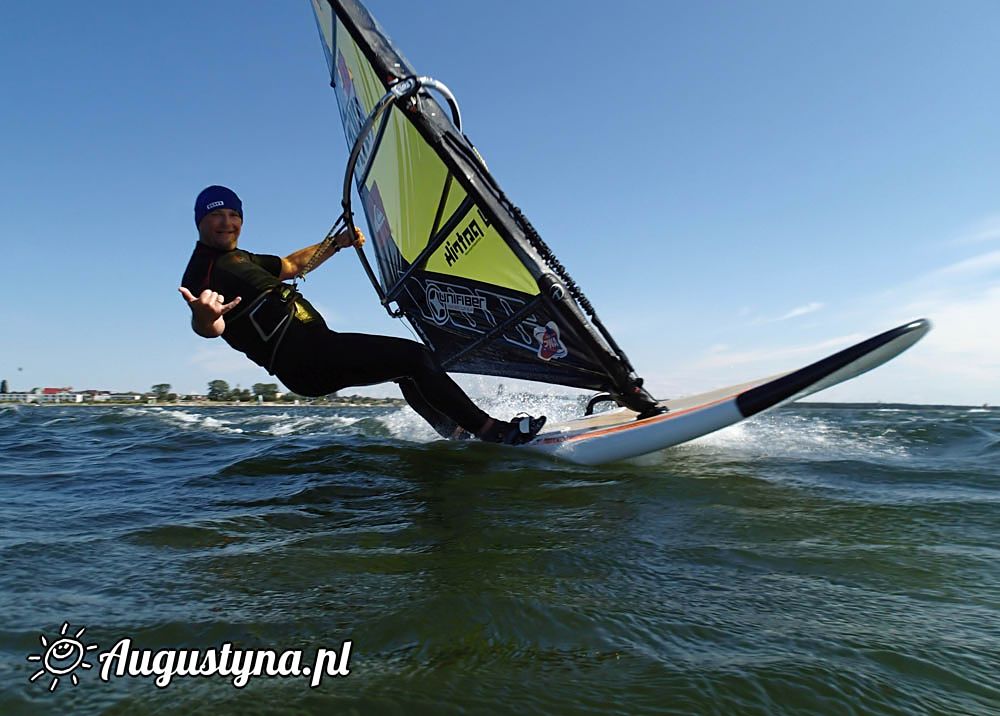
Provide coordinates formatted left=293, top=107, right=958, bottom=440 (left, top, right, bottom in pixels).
left=228, top=283, right=302, bottom=374
left=236, top=216, right=351, bottom=373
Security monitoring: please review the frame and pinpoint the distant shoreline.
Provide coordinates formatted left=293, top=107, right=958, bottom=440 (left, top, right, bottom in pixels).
left=3, top=400, right=991, bottom=410
left=4, top=399, right=406, bottom=408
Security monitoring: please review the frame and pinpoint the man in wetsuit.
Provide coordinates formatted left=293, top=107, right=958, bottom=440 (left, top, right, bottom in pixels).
left=179, top=185, right=545, bottom=444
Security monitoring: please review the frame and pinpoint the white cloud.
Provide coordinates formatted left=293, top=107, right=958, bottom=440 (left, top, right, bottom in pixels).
left=953, top=215, right=1000, bottom=245
left=819, top=287, right=1000, bottom=404
left=748, top=301, right=826, bottom=326
left=929, top=249, right=1000, bottom=279
left=818, top=246, right=1000, bottom=403
left=776, top=301, right=825, bottom=321
left=908, top=287, right=1000, bottom=360
left=694, top=333, right=867, bottom=370
left=641, top=217, right=1000, bottom=404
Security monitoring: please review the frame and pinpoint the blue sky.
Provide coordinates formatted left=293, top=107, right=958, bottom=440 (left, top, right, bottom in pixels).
left=1, top=0, right=998, bottom=405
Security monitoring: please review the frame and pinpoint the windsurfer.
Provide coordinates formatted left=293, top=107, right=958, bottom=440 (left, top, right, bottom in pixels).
left=178, top=185, right=545, bottom=444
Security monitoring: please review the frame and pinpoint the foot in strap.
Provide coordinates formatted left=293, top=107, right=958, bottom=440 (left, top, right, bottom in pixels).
left=636, top=404, right=668, bottom=420
left=501, top=413, right=547, bottom=445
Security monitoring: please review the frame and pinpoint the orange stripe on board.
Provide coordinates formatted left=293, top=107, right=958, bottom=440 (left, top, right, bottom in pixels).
left=536, top=393, right=739, bottom=446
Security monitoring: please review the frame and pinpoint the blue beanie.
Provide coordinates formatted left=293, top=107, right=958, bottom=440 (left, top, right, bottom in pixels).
left=194, top=185, right=243, bottom=227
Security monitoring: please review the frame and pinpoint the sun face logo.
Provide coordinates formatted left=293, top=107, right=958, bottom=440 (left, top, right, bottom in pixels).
left=27, top=622, right=99, bottom=692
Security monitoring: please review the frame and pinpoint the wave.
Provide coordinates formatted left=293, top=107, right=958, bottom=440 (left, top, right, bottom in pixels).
left=682, top=410, right=910, bottom=464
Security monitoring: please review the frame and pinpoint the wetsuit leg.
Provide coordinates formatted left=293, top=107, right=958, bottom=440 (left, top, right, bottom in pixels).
left=396, top=378, right=470, bottom=440
left=277, top=330, right=490, bottom=435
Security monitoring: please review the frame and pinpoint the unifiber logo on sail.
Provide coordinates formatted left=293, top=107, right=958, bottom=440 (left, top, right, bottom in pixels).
left=426, top=283, right=487, bottom=326
left=443, top=292, right=485, bottom=313
left=443, top=209, right=493, bottom=267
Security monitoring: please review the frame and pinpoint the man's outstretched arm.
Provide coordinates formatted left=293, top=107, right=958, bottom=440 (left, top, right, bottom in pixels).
left=279, top=228, right=365, bottom=280
left=178, top=287, right=242, bottom=338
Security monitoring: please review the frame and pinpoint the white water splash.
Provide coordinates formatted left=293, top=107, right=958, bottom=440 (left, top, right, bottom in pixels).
left=257, top=413, right=361, bottom=436
left=376, top=406, right=442, bottom=442
left=372, top=387, right=584, bottom=443
left=40, top=416, right=75, bottom=427
left=683, top=411, right=910, bottom=462
left=121, top=406, right=376, bottom=437
left=123, top=407, right=245, bottom=434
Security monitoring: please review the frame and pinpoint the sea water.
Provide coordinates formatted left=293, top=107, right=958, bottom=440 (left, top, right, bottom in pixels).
left=0, top=402, right=997, bottom=714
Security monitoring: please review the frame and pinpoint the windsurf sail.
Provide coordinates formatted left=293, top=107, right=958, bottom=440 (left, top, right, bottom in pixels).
left=309, top=0, right=659, bottom=414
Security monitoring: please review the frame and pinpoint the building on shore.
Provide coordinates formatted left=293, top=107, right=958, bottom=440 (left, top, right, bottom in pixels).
left=0, top=388, right=144, bottom=404
left=0, top=388, right=83, bottom=403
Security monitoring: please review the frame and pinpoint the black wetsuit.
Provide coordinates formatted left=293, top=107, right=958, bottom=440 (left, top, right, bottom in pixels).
left=181, top=243, right=489, bottom=437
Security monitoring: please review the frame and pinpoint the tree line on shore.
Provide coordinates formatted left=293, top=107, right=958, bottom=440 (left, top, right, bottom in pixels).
left=150, top=382, right=403, bottom=405
left=2, top=380, right=398, bottom=406
left=151, top=381, right=303, bottom=402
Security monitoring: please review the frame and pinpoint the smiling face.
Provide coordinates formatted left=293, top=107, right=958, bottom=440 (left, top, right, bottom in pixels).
left=198, top=208, right=243, bottom=250
left=43, top=638, right=85, bottom=675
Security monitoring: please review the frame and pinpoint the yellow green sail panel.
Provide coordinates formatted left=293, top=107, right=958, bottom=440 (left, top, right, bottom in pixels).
left=309, top=0, right=658, bottom=409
